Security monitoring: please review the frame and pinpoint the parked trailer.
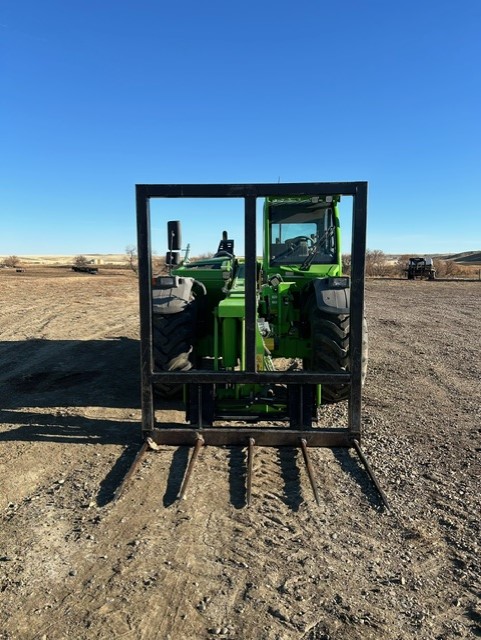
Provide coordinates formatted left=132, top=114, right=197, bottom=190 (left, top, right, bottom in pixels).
left=405, top=257, right=435, bottom=280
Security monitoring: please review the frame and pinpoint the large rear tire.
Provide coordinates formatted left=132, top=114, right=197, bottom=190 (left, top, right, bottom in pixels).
left=152, top=301, right=197, bottom=398
left=304, top=298, right=368, bottom=404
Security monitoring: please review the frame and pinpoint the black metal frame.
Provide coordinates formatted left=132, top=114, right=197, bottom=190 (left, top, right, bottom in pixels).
left=136, top=182, right=366, bottom=443
left=124, top=182, right=388, bottom=508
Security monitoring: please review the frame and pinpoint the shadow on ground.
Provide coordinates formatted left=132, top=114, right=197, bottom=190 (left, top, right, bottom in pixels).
left=0, top=337, right=140, bottom=409
left=0, top=339, right=386, bottom=511
left=332, top=447, right=386, bottom=511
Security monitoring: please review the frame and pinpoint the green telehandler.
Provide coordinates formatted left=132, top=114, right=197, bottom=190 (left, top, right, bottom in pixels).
left=118, top=182, right=388, bottom=509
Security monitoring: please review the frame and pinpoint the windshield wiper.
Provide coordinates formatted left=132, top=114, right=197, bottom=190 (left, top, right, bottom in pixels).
left=299, top=226, right=335, bottom=271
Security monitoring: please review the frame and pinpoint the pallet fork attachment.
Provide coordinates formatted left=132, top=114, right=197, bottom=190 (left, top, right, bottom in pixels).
left=115, top=182, right=389, bottom=511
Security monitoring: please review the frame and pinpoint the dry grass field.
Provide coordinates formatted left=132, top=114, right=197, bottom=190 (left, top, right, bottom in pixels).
left=0, top=268, right=479, bottom=639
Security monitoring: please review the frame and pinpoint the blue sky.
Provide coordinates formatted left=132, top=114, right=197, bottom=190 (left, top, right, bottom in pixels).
left=1, top=0, right=480, bottom=256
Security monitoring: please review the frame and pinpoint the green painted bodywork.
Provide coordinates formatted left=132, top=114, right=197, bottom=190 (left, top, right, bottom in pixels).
left=170, top=195, right=344, bottom=417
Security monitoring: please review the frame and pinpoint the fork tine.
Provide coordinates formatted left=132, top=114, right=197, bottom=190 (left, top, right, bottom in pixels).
left=246, top=437, right=255, bottom=506
left=300, top=438, right=321, bottom=506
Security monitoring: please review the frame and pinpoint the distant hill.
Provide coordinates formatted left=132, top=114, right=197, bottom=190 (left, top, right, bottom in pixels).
left=442, top=251, right=481, bottom=264
left=380, top=252, right=481, bottom=264
left=0, top=254, right=127, bottom=266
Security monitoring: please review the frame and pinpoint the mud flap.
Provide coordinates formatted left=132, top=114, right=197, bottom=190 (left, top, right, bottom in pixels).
left=312, top=278, right=350, bottom=315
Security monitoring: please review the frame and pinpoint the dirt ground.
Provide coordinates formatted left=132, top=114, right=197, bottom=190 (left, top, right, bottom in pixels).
left=0, top=269, right=479, bottom=640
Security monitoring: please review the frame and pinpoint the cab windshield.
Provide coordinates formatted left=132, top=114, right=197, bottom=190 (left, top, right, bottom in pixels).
left=269, top=201, right=337, bottom=266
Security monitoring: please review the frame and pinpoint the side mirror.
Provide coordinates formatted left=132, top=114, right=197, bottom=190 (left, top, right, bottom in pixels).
left=167, top=220, right=182, bottom=251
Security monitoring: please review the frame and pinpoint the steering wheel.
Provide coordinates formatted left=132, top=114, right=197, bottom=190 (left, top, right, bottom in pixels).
left=285, top=236, right=312, bottom=248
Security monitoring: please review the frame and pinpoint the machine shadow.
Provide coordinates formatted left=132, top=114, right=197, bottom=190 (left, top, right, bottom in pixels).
left=97, top=443, right=144, bottom=506
left=0, top=409, right=138, bottom=446
left=0, top=337, right=144, bottom=505
left=0, top=337, right=140, bottom=410
left=331, top=448, right=384, bottom=511
left=0, top=406, right=142, bottom=506
left=228, top=446, right=247, bottom=509
left=163, top=446, right=190, bottom=507
left=278, top=447, right=303, bottom=511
